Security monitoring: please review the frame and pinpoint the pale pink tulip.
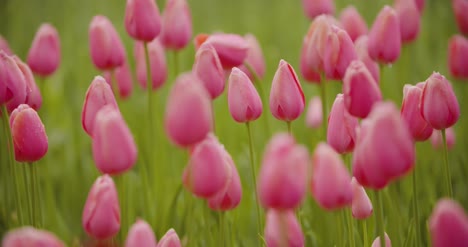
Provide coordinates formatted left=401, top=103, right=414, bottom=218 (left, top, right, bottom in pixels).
left=395, top=0, right=421, bottom=43
left=301, top=0, right=335, bottom=20
left=124, top=0, right=161, bottom=42
left=125, top=219, right=157, bottom=247
left=135, top=39, right=167, bottom=91
left=89, top=16, right=125, bottom=70
left=228, top=67, right=262, bottom=123
left=158, top=229, right=181, bottom=247
left=429, top=198, right=468, bottom=247
left=372, top=233, right=392, bottom=247
left=351, top=177, right=373, bottom=219
left=323, top=25, right=357, bottom=80
left=160, top=0, right=192, bottom=50
left=103, top=61, right=134, bottom=99
left=367, top=6, right=401, bottom=64
left=430, top=128, right=456, bottom=150
left=453, top=0, right=468, bottom=35
left=305, top=96, right=322, bottom=129
left=264, top=209, right=304, bottom=247
left=192, top=44, right=225, bottom=99
left=27, top=23, right=61, bottom=76
left=197, top=33, right=249, bottom=69
left=339, top=6, right=368, bottom=42
left=327, top=94, right=358, bottom=154
left=2, top=227, right=65, bottom=247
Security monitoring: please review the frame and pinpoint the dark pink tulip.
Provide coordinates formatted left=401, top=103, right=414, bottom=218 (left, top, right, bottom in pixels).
left=415, top=0, right=425, bottom=13
left=27, top=23, right=60, bottom=77
left=135, top=39, right=167, bottom=91
left=8, top=56, right=42, bottom=111
left=311, top=143, right=353, bottom=210
left=264, top=209, right=304, bottom=247
left=269, top=60, right=305, bottom=122
left=238, top=34, right=266, bottom=80
left=343, top=60, right=382, bottom=118
left=448, top=34, right=468, bottom=79
left=367, top=6, right=401, bottom=64
left=82, top=174, right=120, bottom=239
left=125, top=219, right=157, bottom=247
left=81, top=76, right=118, bottom=137
left=453, top=0, right=468, bottom=35
left=353, top=102, right=415, bottom=190
left=401, top=84, right=433, bottom=141
left=301, top=0, right=335, bottom=20
left=0, top=51, right=26, bottom=107
left=228, top=67, right=262, bottom=123
left=198, top=33, right=249, bottom=69
left=305, top=96, right=322, bottom=129
left=420, top=72, right=460, bottom=130
left=354, top=36, right=380, bottom=82
left=258, top=133, right=309, bottom=210
left=0, top=35, right=13, bottom=55
left=192, top=44, right=225, bottom=99
left=103, top=61, right=134, bottom=99
left=124, top=0, right=161, bottom=42
left=429, top=198, right=468, bottom=247
left=9, top=104, right=47, bottom=162
left=323, top=25, right=357, bottom=80
left=160, top=0, right=192, bottom=50
left=339, top=6, right=368, bottom=42
left=395, top=0, right=421, bottom=43
left=351, top=177, right=373, bottom=219
left=2, top=227, right=65, bottom=247
left=158, top=229, right=181, bottom=247
left=327, top=94, right=358, bottom=154
left=89, top=16, right=125, bottom=71
left=430, top=128, right=456, bottom=150
left=372, top=233, right=392, bottom=247
left=165, top=73, right=212, bottom=147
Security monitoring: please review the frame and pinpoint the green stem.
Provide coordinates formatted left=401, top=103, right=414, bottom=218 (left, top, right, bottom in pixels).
left=28, top=163, right=37, bottom=228
left=362, top=220, right=368, bottom=247
left=336, top=212, right=343, bottom=246
left=441, top=129, right=453, bottom=197
left=110, top=69, right=120, bottom=101
left=22, top=164, right=32, bottom=225
left=116, top=174, right=126, bottom=244
left=244, top=62, right=270, bottom=136
left=375, top=190, right=386, bottom=247
left=286, top=121, right=292, bottom=135
left=173, top=51, right=179, bottom=78
left=319, top=79, right=327, bottom=140
left=412, top=163, right=420, bottom=247
left=219, top=212, right=225, bottom=246
left=346, top=209, right=356, bottom=247
left=32, top=163, right=41, bottom=227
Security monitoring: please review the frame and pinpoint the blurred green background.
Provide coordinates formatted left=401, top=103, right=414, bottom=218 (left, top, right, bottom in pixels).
left=1, top=0, right=468, bottom=246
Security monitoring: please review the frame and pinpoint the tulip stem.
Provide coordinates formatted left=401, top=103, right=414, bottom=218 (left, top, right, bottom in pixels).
left=244, top=61, right=270, bottom=136
left=28, top=163, right=38, bottom=228
left=246, top=122, right=263, bottom=244
left=110, top=69, right=120, bottom=101
left=173, top=51, right=179, bottom=78
left=346, top=205, right=355, bottom=247
left=219, top=212, right=225, bottom=246
left=32, top=163, right=41, bottom=227
left=375, top=190, right=386, bottom=247
left=116, top=174, right=127, bottom=244
left=319, top=80, right=327, bottom=140
left=22, top=164, right=33, bottom=225
left=362, top=220, right=368, bottom=247
left=412, top=161, right=420, bottom=247
left=441, top=129, right=453, bottom=197
left=286, top=121, right=292, bottom=135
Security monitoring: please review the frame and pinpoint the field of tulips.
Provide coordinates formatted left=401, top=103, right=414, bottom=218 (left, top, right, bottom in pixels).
left=1, top=0, right=468, bottom=246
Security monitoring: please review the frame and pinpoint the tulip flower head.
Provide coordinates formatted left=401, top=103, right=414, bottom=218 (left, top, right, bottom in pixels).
left=103, top=61, right=134, bottom=99
left=395, top=0, right=421, bottom=43
left=89, top=16, right=126, bottom=70
left=351, top=177, right=373, bottom=219
left=192, top=44, right=225, bottom=99
left=158, top=229, right=181, bottom=247
left=228, top=67, right=262, bottom=123
left=429, top=198, right=468, bottom=247
left=401, top=83, right=433, bottom=142
left=323, top=25, right=358, bottom=80
left=135, top=39, right=167, bottom=91
left=27, top=23, right=61, bottom=76
left=8, top=56, right=42, bottom=112
left=0, top=35, right=13, bottom=55
left=355, top=36, right=380, bottom=82
left=2, top=227, right=65, bottom=247
left=453, top=0, right=468, bottom=35
left=339, top=6, right=368, bottom=42
left=372, top=233, right=392, bottom=247
left=0, top=51, right=27, bottom=107
left=448, top=34, right=468, bottom=79
left=264, top=209, right=304, bottom=247
left=305, top=96, right=323, bottom=129
left=327, top=94, right=359, bottom=154
left=160, top=0, right=192, bottom=50
left=301, top=0, right=335, bottom=20
left=238, top=34, right=266, bottom=80
left=430, top=128, right=456, bottom=150
left=367, top=6, right=401, bottom=64
left=125, top=219, right=157, bottom=247
left=125, top=0, right=161, bottom=42
left=196, top=33, right=249, bottom=69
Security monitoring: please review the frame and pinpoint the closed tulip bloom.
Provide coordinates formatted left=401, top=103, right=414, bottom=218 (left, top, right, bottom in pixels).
left=323, top=25, right=357, bottom=80
left=420, top=72, right=460, bottom=130
left=429, top=198, right=468, bottom=247
left=395, top=0, right=421, bottom=43
left=124, top=0, right=161, bottom=42
left=26, top=23, right=60, bottom=77
left=343, top=60, right=382, bottom=118
left=165, top=73, right=212, bottom=147
left=401, top=84, right=433, bottom=141
left=192, top=44, right=225, bottom=99
left=415, top=0, right=425, bottom=13
left=453, top=0, right=468, bottom=35
left=0, top=51, right=27, bottom=106
left=300, top=43, right=321, bottom=83
left=82, top=174, right=120, bottom=239
left=372, top=233, right=392, bottom=247
left=265, top=209, right=304, bottom=247
left=448, top=34, right=468, bottom=79
left=258, top=133, right=309, bottom=209
left=8, top=56, right=42, bottom=111
left=103, top=61, right=134, bottom=99
left=353, top=102, right=415, bottom=189
left=351, top=177, right=373, bottom=219
left=135, top=39, right=167, bottom=91
left=125, top=219, right=157, bottom=247
left=0, top=35, right=13, bottom=55
left=327, top=94, right=358, bottom=154
left=89, top=16, right=125, bottom=70
left=355, top=36, right=380, bottom=82
left=301, top=0, right=335, bottom=20
left=368, top=6, right=401, bottom=64
left=228, top=67, right=262, bottom=123
left=81, top=76, right=118, bottom=137
left=158, top=229, right=181, bottom=247
left=160, top=0, right=192, bottom=50
left=339, top=6, right=368, bottom=42
left=9, top=104, right=47, bottom=162
left=2, top=227, right=65, bottom=247
left=238, top=34, right=266, bottom=80
left=430, top=128, right=456, bottom=150
left=270, top=60, right=305, bottom=121
left=198, top=33, right=249, bottom=68
left=305, top=96, right=322, bottom=129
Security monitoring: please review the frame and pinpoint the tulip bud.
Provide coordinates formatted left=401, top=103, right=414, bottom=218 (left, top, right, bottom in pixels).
left=158, top=229, right=181, bottom=247
left=10, top=104, right=48, bottom=162
left=355, top=36, right=380, bottom=82
left=343, top=60, right=382, bottom=118
left=401, top=84, right=433, bottom=142
left=420, top=72, right=460, bottom=130
left=323, top=25, right=357, bottom=80
left=198, top=33, right=249, bottom=69
left=453, top=0, right=468, bottom=35
left=448, top=34, right=468, bottom=79
left=265, top=209, right=304, bottom=247
left=395, top=0, right=421, bottom=43
left=134, top=39, right=167, bottom=91
left=415, top=0, right=425, bottom=13
left=81, top=76, right=118, bottom=137
left=238, top=34, right=266, bottom=80
left=368, top=6, right=401, bottom=64
left=351, top=177, right=373, bottom=219
left=430, top=128, right=456, bottom=150
left=125, top=219, right=157, bottom=247
left=192, top=44, right=225, bottom=99
left=339, top=6, right=368, bottom=42
left=0, top=51, right=27, bottom=107
left=165, top=72, right=212, bottom=147
left=27, top=23, right=61, bottom=77
left=269, top=60, right=305, bottom=122
left=8, top=56, right=42, bottom=111
left=2, top=227, right=65, bottom=247
left=372, top=233, right=392, bottom=247
left=327, top=94, right=358, bottom=154
left=429, top=198, right=468, bottom=247
left=89, top=16, right=125, bottom=70
left=0, top=35, right=13, bottom=55
left=227, top=67, right=262, bottom=123
left=82, top=174, right=120, bottom=239
left=301, top=0, right=335, bottom=20
left=305, top=96, right=322, bottom=129
left=103, top=61, right=134, bottom=99
left=124, top=0, right=161, bottom=42
left=160, top=0, right=192, bottom=50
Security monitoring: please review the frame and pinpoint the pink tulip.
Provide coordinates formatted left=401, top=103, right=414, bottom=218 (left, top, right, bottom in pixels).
left=124, top=0, right=161, bottom=42
left=415, top=0, right=425, bottom=13
left=164, top=72, right=212, bottom=147
left=311, top=143, right=353, bottom=210
left=430, top=128, right=456, bottom=150
left=238, top=34, right=266, bottom=80
left=135, top=39, right=167, bottom=91
left=305, top=96, right=322, bottom=129
left=197, top=33, right=249, bottom=69
left=420, top=72, right=460, bottom=130
left=367, top=6, right=401, bottom=64
left=258, top=133, right=309, bottom=209
left=89, top=16, right=125, bottom=71
left=401, top=84, right=433, bottom=142
left=92, top=106, right=137, bottom=175
left=327, top=94, right=358, bottom=154
left=264, top=209, right=304, bottom=247
left=0, top=51, right=26, bottom=107
left=0, top=35, right=13, bottom=55
left=429, top=198, right=468, bottom=247
left=9, top=56, right=42, bottom=111
left=301, top=0, right=335, bottom=20
left=228, top=67, right=262, bottom=123
left=81, top=76, right=118, bottom=137
left=27, top=23, right=60, bottom=77
left=269, top=60, right=305, bottom=122
left=351, top=177, right=373, bottom=219
left=448, top=34, right=468, bottom=79
left=395, top=0, right=421, bottom=43
left=353, top=102, right=415, bottom=189
left=125, top=219, right=157, bottom=247
left=103, top=61, right=134, bottom=99
left=343, top=60, right=382, bottom=118
left=300, top=43, right=321, bottom=83
left=9, top=104, right=48, bottom=162
left=158, top=229, right=181, bottom=247
left=372, top=233, right=392, bottom=247
left=82, top=174, right=120, bottom=239
left=323, top=25, right=357, bottom=80
left=339, top=6, right=368, bottom=42
left=453, top=0, right=468, bottom=35
left=2, top=227, right=65, bottom=247
left=192, top=44, right=225, bottom=99
left=354, top=36, right=380, bottom=82
left=160, top=0, right=192, bottom=50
